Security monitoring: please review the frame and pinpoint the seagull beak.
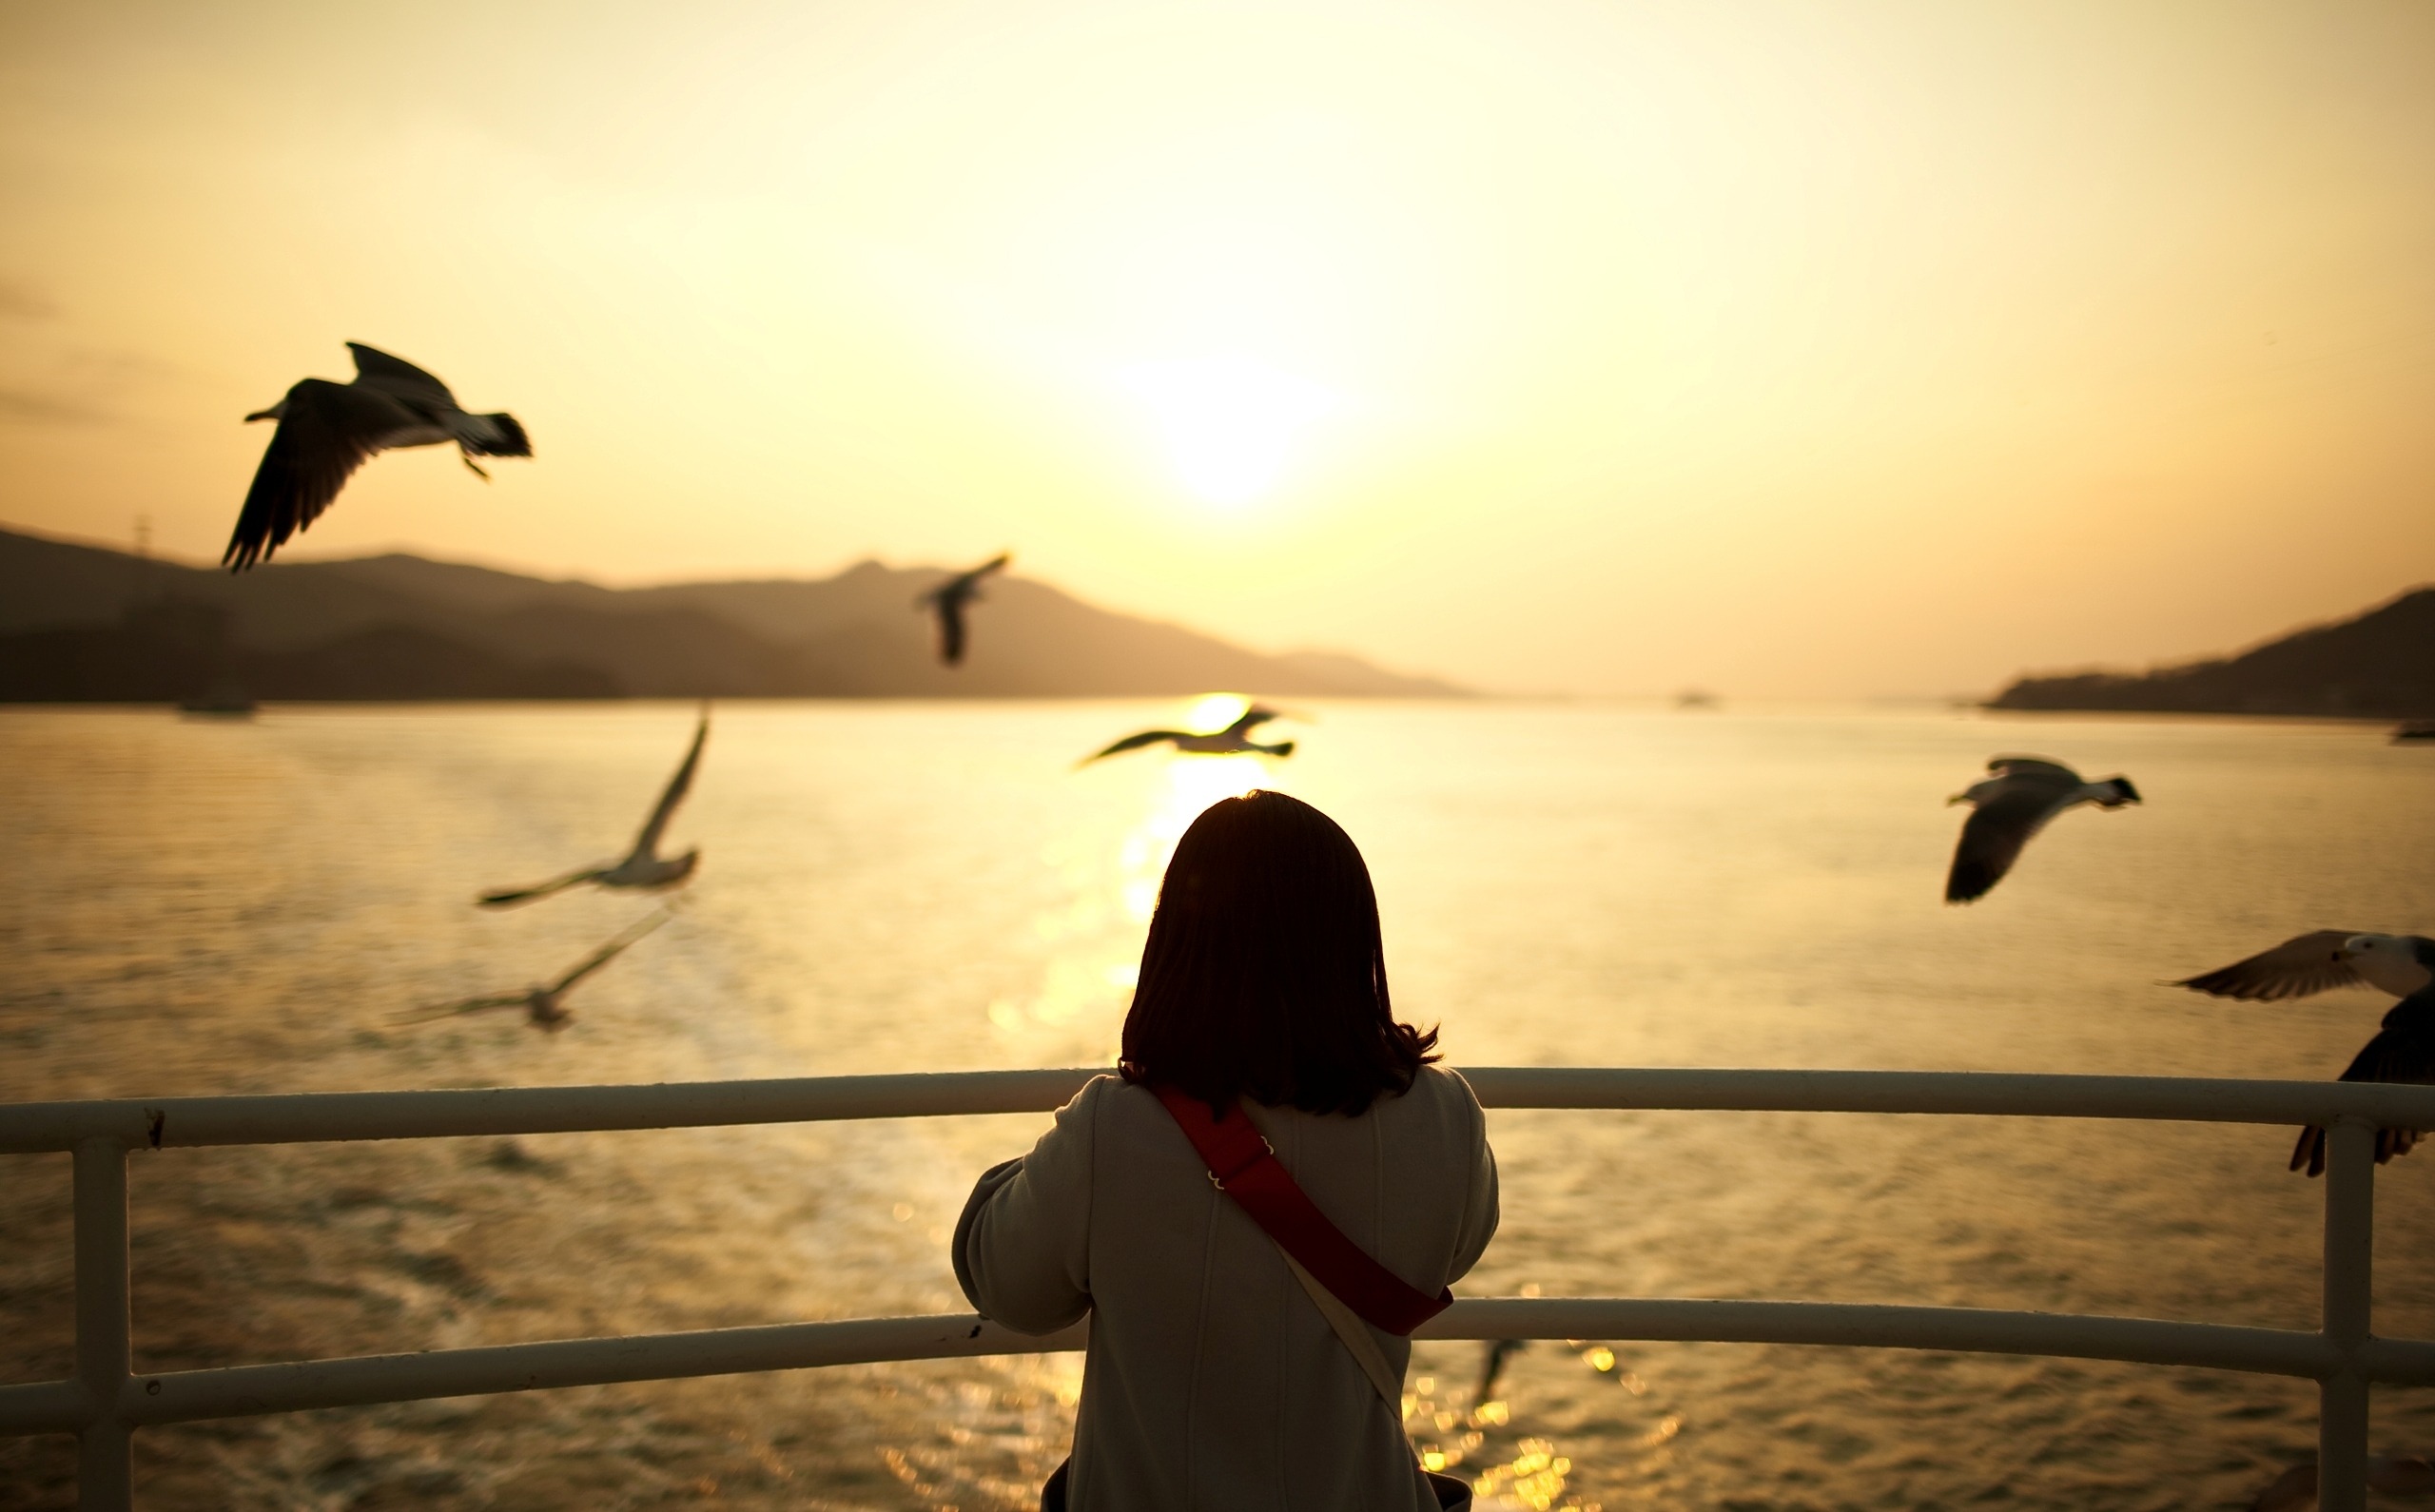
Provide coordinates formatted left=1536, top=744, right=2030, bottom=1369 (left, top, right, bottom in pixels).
left=1946, top=792, right=1968, bottom=805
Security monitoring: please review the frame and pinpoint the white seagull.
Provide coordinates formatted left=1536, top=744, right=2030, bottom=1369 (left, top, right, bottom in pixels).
left=479, top=712, right=709, bottom=907
left=395, top=910, right=672, bottom=1035
left=224, top=343, right=531, bottom=571
left=1080, top=705, right=1297, bottom=766
left=918, top=552, right=1011, bottom=667
left=1943, top=755, right=2140, bottom=903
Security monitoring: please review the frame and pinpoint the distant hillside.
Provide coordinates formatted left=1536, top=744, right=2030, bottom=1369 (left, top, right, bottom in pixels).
left=0, top=525, right=1468, bottom=702
left=1989, top=587, right=2435, bottom=719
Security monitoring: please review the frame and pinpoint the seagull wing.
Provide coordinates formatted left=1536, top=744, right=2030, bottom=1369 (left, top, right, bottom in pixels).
left=224, top=379, right=417, bottom=570
left=391, top=991, right=533, bottom=1025
left=630, top=712, right=710, bottom=861
left=2290, top=992, right=2435, bottom=1174
left=477, top=867, right=607, bottom=908
left=1987, top=754, right=2085, bottom=785
left=1081, top=729, right=1185, bottom=764
left=2174, top=930, right=2369, bottom=1001
left=1476, top=1338, right=1526, bottom=1403
left=965, top=552, right=1011, bottom=585
left=936, top=598, right=968, bottom=665
left=1944, top=783, right=2069, bottom=902
left=550, top=911, right=672, bottom=995
left=347, top=342, right=460, bottom=410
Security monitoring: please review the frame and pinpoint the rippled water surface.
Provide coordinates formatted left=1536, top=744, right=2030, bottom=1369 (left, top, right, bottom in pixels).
left=3, top=701, right=2431, bottom=1510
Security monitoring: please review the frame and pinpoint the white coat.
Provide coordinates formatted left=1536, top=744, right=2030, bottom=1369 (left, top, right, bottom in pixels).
left=954, top=1066, right=1500, bottom=1511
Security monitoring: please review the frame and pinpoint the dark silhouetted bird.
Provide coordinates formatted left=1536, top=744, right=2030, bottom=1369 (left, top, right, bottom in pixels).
left=479, top=711, right=708, bottom=907
left=1081, top=705, right=1296, bottom=765
left=224, top=343, right=531, bottom=570
left=395, top=910, right=672, bottom=1034
left=918, top=552, right=1011, bottom=666
left=1942, top=756, right=2139, bottom=903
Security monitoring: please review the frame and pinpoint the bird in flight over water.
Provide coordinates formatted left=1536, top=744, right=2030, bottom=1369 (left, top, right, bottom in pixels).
left=479, top=711, right=709, bottom=907
left=224, top=342, right=531, bottom=571
left=2176, top=933, right=2435, bottom=1175
left=2173, top=930, right=2434, bottom=1003
left=1081, top=705, right=1297, bottom=765
left=394, top=909, right=673, bottom=1034
left=1942, top=755, right=2139, bottom=903
left=918, top=552, right=1011, bottom=666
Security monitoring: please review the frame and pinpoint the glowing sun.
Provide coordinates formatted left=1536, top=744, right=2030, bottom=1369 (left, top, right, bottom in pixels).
left=1118, top=356, right=1341, bottom=507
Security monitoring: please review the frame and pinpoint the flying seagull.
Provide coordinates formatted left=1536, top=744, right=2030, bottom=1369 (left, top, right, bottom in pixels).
left=2277, top=940, right=2435, bottom=1176
left=479, top=711, right=708, bottom=907
left=394, top=910, right=672, bottom=1034
left=2172, top=932, right=2435, bottom=1174
left=1943, top=755, right=2140, bottom=903
left=917, top=552, right=1011, bottom=666
left=1080, top=705, right=1296, bottom=766
left=2174, top=931, right=2434, bottom=1003
left=224, top=342, right=531, bottom=571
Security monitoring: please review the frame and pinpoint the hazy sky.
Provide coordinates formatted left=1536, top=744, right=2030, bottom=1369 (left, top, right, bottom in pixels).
left=3, top=1, right=2430, bottom=696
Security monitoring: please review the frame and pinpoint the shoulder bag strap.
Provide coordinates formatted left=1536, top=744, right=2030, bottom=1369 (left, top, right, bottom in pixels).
left=1280, top=1249, right=1406, bottom=1406
left=1153, top=1085, right=1452, bottom=1337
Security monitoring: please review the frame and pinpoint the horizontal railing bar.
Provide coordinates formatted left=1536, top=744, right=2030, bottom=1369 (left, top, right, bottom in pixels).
left=4, top=1068, right=2433, bottom=1154
left=0, top=1378, right=87, bottom=1435
left=1416, top=1298, right=2346, bottom=1379
left=2360, top=1338, right=2435, bottom=1387
left=0, top=1070, right=1103, bottom=1154
left=115, top=1315, right=1091, bottom=1426
left=1459, top=1068, right=2435, bottom=1127
left=3, top=1297, right=2402, bottom=1434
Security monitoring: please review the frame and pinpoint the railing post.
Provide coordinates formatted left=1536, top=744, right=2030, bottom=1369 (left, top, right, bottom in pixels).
left=73, top=1138, right=132, bottom=1512
left=2318, top=1118, right=2375, bottom=1512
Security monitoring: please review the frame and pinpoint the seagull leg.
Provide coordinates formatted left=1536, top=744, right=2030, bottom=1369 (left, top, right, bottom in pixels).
left=461, top=455, right=492, bottom=480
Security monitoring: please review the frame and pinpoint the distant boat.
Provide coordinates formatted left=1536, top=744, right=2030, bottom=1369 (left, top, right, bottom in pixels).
left=2394, top=722, right=2435, bottom=744
left=1675, top=688, right=1721, bottom=710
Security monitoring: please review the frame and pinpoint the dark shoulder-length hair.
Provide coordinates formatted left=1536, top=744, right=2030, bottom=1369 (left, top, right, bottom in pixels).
left=1120, top=789, right=1438, bottom=1115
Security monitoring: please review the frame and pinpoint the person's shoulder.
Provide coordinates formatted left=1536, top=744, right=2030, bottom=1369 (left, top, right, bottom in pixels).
left=1376, top=1062, right=1486, bottom=1135
left=1407, top=1062, right=1484, bottom=1111
left=1063, top=1072, right=1161, bottom=1122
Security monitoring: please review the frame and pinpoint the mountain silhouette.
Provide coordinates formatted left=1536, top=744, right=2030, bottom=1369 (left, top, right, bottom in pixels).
left=1988, top=586, right=2435, bottom=719
left=0, top=524, right=1467, bottom=702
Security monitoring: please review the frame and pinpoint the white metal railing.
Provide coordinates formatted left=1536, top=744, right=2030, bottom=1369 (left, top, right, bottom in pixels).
left=3, top=1066, right=2431, bottom=1511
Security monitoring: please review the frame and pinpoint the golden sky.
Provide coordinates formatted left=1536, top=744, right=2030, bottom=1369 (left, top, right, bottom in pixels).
left=2, top=0, right=2430, bottom=697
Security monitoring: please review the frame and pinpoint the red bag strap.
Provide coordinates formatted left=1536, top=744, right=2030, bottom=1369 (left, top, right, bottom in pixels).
left=1154, top=1085, right=1451, bottom=1337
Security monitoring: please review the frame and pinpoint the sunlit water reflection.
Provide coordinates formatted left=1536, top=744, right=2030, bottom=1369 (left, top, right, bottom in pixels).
left=2, top=701, right=2431, bottom=1510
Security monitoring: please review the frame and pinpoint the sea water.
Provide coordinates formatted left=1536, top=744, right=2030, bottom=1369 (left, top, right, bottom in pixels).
left=1, top=700, right=2430, bottom=1510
